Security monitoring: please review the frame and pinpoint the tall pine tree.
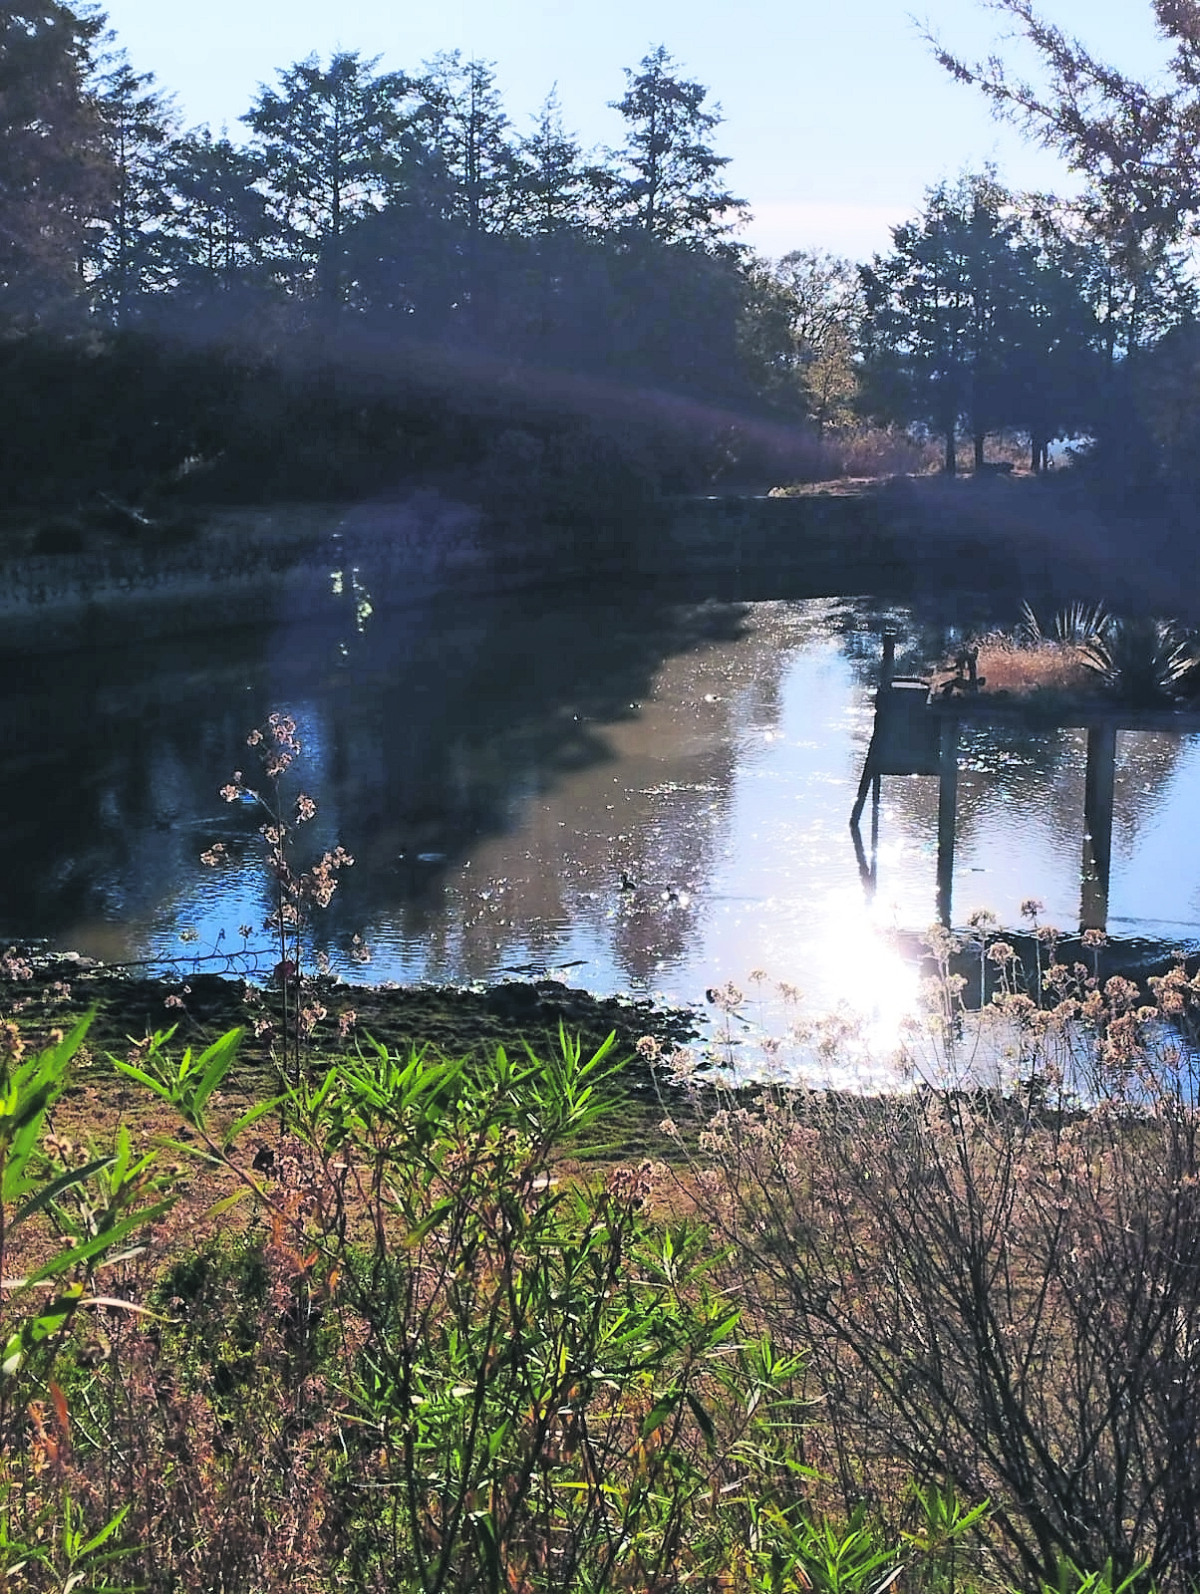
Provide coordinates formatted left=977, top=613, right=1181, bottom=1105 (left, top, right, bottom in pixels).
left=0, top=1, right=111, bottom=324
left=244, top=52, right=412, bottom=311
left=608, top=46, right=745, bottom=247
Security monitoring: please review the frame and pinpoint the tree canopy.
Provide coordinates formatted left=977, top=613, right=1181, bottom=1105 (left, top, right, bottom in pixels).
left=0, top=1, right=110, bottom=322
left=5, top=0, right=1200, bottom=508
left=930, top=0, right=1200, bottom=244
left=607, top=45, right=746, bottom=247
left=859, top=173, right=1103, bottom=471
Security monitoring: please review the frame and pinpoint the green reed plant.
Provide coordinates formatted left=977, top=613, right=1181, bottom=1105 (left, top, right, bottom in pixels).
left=0, top=1018, right=175, bottom=1386
left=0, top=1003, right=1035, bottom=1594
left=5, top=1492, right=136, bottom=1594
left=101, top=1020, right=822, bottom=1591
left=1042, top=1561, right=1153, bottom=1594
left=783, top=1505, right=900, bottom=1594
left=900, top=1484, right=992, bottom=1594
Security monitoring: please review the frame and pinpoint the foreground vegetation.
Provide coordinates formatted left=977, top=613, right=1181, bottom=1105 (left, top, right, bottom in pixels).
left=4, top=916, right=1200, bottom=1592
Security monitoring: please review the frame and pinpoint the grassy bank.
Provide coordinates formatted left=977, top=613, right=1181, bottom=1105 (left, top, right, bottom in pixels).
left=0, top=956, right=701, bottom=1165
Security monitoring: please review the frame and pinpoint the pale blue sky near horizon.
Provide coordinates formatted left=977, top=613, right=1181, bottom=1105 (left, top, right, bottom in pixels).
left=99, top=0, right=1170, bottom=263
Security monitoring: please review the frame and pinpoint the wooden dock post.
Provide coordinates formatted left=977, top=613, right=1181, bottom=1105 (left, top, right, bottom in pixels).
left=936, top=714, right=959, bottom=927
left=1081, top=722, right=1117, bottom=932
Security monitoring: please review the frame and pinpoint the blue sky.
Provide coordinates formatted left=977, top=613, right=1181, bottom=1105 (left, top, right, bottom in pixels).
left=99, top=0, right=1169, bottom=262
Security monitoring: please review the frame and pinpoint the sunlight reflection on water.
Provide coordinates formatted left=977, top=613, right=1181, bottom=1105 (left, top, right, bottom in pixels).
left=6, top=588, right=1200, bottom=1088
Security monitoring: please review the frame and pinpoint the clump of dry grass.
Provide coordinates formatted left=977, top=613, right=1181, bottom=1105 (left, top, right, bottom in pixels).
left=940, top=636, right=1103, bottom=703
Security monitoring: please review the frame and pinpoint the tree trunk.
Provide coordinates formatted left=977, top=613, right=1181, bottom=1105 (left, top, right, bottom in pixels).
left=973, top=430, right=985, bottom=471
left=944, top=424, right=956, bottom=475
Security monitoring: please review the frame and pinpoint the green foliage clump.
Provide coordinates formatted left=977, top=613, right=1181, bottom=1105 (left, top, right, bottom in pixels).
left=0, top=1020, right=826, bottom=1592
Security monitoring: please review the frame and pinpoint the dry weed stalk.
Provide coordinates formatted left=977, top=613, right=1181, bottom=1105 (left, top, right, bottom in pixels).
left=671, top=930, right=1200, bottom=1591
left=212, top=711, right=355, bottom=1086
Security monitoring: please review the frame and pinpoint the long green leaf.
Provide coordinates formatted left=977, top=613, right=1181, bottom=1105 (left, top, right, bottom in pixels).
left=189, top=1028, right=244, bottom=1119
left=640, top=1386, right=682, bottom=1438
left=685, top=1387, right=717, bottom=1449
left=221, top=1094, right=286, bottom=1150
left=75, top=1504, right=130, bottom=1560
left=12, top=1155, right=116, bottom=1229
left=110, top=1060, right=173, bottom=1103
left=24, top=1200, right=175, bottom=1287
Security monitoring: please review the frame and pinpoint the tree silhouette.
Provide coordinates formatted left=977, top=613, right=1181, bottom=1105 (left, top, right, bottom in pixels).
left=608, top=46, right=746, bottom=247
left=85, top=53, right=177, bottom=325
left=169, top=130, right=272, bottom=305
left=861, top=174, right=1100, bottom=471
left=930, top=0, right=1200, bottom=247
left=243, top=52, right=412, bottom=311
left=416, top=53, right=518, bottom=240
left=0, top=1, right=111, bottom=325
left=511, top=90, right=599, bottom=239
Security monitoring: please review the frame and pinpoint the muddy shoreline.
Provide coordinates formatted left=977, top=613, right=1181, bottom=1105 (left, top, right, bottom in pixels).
left=8, top=925, right=1191, bottom=1082
left=3, top=955, right=702, bottom=1095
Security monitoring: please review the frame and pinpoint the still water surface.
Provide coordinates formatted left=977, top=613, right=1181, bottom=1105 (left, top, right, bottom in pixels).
left=4, top=582, right=1200, bottom=1057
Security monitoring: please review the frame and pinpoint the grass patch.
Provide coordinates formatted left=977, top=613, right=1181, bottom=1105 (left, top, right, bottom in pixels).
left=953, top=636, right=1103, bottom=705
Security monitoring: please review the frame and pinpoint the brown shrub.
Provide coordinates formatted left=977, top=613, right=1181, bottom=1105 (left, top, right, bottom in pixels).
left=682, top=957, right=1200, bottom=1592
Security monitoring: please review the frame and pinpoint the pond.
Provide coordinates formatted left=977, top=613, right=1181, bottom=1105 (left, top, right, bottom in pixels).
left=3, top=572, right=1200, bottom=1070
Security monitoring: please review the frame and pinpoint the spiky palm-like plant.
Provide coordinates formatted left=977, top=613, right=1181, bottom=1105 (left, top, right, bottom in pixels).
left=1018, top=599, right=1111, bottom=647
left=1081, top=616, right=1200, bottom=707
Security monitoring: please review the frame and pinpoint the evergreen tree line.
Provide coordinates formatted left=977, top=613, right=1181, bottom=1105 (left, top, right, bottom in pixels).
left=1, top=2, right=763, bottom=509
left=3, top=0, right=1199, bottom=516
left=854, top=170, right=1197, bottom=478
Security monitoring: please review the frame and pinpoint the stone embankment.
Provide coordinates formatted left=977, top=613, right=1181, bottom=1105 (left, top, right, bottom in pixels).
left=1, top=474, right=1188, bottom=658
left=652, top=476, right=1187, bottom=612
left=0, top=493, right=489, bottom=658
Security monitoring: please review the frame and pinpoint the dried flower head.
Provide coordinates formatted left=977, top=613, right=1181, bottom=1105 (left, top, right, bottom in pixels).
left=707, top=981, right=744, bottom=1012
left=298, top=1003, right=327, bottom=1038
left=666, top=1046, right=699, bottom=1082
left=0, top=948, right=34, bottom=981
